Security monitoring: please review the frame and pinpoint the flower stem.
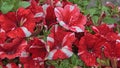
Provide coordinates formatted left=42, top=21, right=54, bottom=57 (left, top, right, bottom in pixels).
left=111, top=58, right=117, bottom=68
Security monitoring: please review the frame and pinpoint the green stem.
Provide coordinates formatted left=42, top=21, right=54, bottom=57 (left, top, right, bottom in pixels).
left=117, top=24, right=120, bottom=33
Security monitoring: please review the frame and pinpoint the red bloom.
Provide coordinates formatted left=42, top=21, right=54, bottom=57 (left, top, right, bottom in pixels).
left=19, top=38, right=47, bottom=68
left=5, top=8, right=36, bottom=38
left=0, top=39, right=28, bottom=59
left=103, top=39, right=120, bottom=59
left=55, top=5, right=86, bottom=32
left=43, top=6, right=57, bottom=28
left=92, top=24, right=120, bottom=59
left=29, top=0, right=44, bottom=22
left=92, top=24, right=114, bottom=36
left=5, top=63, right=22, bottom=68
left=0, top=12, right=16, bottom=32
left=78, top=33, right=105, bottom=66
left=47, top=25, right=76, bottom=60
left=28, top=38, right=47, bottom=61
left=20, top=56, right=45, bottom=68
left=0, top=29, right=6, bottom=44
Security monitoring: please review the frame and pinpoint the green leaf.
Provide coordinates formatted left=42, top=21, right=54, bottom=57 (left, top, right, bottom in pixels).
left=102, top=6, right=109, bottom=12
left=59, top=60, right=70, bottom=68
left=70, top=54, right=84, bottom=66
left=19, top=1, right=30, bottom=8
left=84, top=8, right=97, bottom=16
left=46, top=60, right=59, bottom=68
left=82, top=1, right=89, bottom=6
left=92, top=16, right=99, bottom=25
left=103, top=17, right=117, bottom=24
left=1, top=2, right=14, bottom=14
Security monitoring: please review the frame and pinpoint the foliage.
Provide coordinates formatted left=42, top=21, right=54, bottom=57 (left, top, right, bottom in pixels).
left=0, top=0, right=30, bottom=14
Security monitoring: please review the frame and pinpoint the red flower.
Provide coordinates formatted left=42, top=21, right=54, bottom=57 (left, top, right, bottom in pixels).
left=19, top=38, right=47, bottom=68
left=20, top=56, right=45, bottom=68
left=54, top=5, right=86, bottom=32
left=28, top=38, right=47, bottom=61
left=29, top=0, right=44, bottom=22
left=0, top=8, right=35, bottom=38
left=92, top=24, right=120, bottom=59
left=92, top=24, right=114, bottom=36
left=5, top=63, right=22, bottom=68
left=103, top=39, right=120, bottom=59
left=78, top=33, right=105, bottom=66
left=0, top=12, right=16, bottom=32
left=0, top=29, right=6, bottom=44
left=43, top=6, right=57, bottom=28
left=0, top=39, right=28, bottom=59
left=47, top=25, right=76, bottom=60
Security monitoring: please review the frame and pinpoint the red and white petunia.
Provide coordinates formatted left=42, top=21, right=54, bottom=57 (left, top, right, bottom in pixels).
left=20, top=56, right=45, bottom=68
left=29, top=0, right=44, bottom=22
left=0, top=12, right=16, bottom=32
left=54, top=5, right=86, bottom=32
left=28, top=37, right=47, bottom=61
left=2, top=8, right=36, bottom=38
left=0, top=28, right=6, bottom=44
left=42, top=0, right=71, bottom=29
left=43, top=5, right=57, bottom=28
left=19, top=38, right=47, bottom=68
left=0, top=39, right=28, bottom=59
left=47, top=25, right=76, bottom=60
left=5, top=63, right=22, bottom=68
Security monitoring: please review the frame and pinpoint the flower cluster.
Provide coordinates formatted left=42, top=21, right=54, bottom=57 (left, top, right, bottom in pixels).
left=0, top=0, right=120, bottom=68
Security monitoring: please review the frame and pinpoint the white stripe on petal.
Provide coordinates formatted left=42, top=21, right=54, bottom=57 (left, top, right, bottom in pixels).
left=0, top=52, right=4, bottom=55
left=59, top=21, right=69, bottom=30
left=47, top=37, right=54, bottom=43
left=39, top=62, right=44, bottom=65
left=69, top=33, right=75, bottom=36
left=34, top=12, right=44, bottom=18
left=70, top=5, right=74, bottom=11
left=55, top=25, right=58, bottom=32
left=55, top=1, right=63, bottom=7
left=62, top=33, right=75, bottom=46
left=21, top=27, right=31, bottom=37
left=0, top=44, right=4, bottom=47
left=116, top=39, right=120, bottom=44
left=62, top=36, right=67, bottom=46
left=18, top=64, right=22, bottom=68
left=46, top=45, right=50, bottom=52
left=20, top=51, right=29, bottom=57
left=33, top=57, right=43, bottom=61
left=0, top=28, right=5, bottom=32
left=61, top=46, right=73, bottom=57
left=71, top=26, right=83, bottom=32
left=6, top=63, right=12, bottom=68
left=55, top=8, right=60, bottom=14
left=30, top=46, right=41, bottom=48
left=59, top=21, right=65, bottom=26
left=42, top=4, right=49, bottom=14
left=118, top=34, right=120, bottom=37
left=78, top=51, right=85, bottom=55
left=47, top=49, right=57, bottom=60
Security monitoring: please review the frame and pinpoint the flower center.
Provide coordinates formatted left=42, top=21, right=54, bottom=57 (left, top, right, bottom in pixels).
left=20, top=18, right=27, bottom=26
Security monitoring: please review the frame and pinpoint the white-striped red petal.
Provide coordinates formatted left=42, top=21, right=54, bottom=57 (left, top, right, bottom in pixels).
left=54, top=5, right=86, bottom=32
